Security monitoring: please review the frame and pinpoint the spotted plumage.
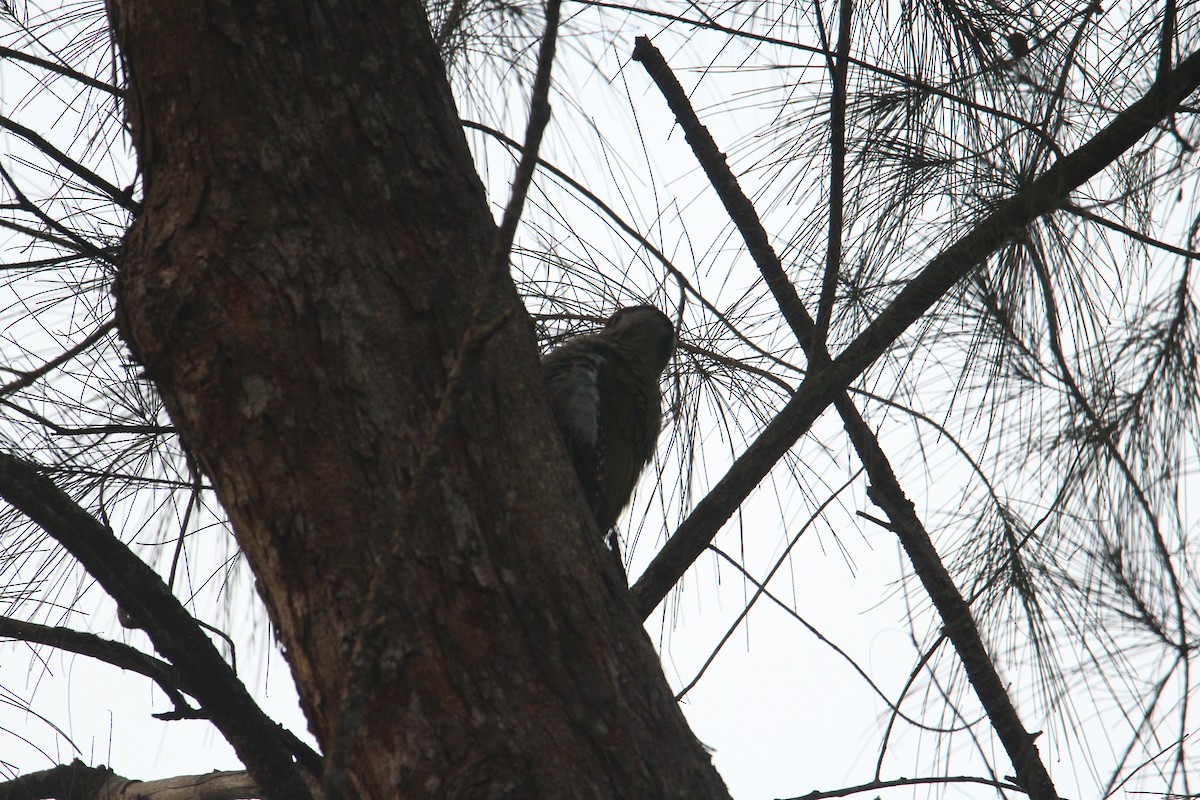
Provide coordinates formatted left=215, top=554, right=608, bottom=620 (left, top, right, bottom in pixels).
left=542, top=306, right=676, bottom=536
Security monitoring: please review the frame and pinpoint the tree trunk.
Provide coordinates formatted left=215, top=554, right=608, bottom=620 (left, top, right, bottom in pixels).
left=104, top=2, right=730, bottom=798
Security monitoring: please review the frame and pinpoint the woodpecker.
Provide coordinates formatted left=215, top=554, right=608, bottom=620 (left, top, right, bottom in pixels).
left=542, top=305, right=676, bottom=538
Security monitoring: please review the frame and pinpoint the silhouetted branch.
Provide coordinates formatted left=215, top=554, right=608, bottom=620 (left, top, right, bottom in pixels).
left=0, top=616, right=199, bottom=718
left=785, top=774, right=1027, bottom=800
left=0, top=397, right=171, bottom=438
left=705, top=545, right=958, bottom=733
left=580, top=1, right=1061, bottom=149
left=0, top=760, right=120, bottom=800
left=624, top=34, right=1200, bottom=800
left=813, top=0, right=852, bottom=347
left=0, top=451, right=313, bottom=800
left=0, top=114, right=139, bottom=213
left=0, top=321, right=116, bottom=397
left=0, top=46, right=123, bottom=96
left=630, top=35, right=1200, bottom=620
left=1064, top=203, right=1200, bottom=259
left=632, top=36, right=1060, bottom=785
left=0, top=162, right=119, bottom=264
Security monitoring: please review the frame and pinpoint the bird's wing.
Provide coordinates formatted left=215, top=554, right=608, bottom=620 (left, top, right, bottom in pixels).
left=541, top=336, right=608, bottom=455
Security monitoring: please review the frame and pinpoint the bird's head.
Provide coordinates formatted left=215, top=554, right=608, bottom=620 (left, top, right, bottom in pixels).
left=603, top=305, right=676, bottom=376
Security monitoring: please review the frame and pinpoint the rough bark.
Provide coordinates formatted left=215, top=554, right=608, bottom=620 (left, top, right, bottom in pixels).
left=0, top=762, right=269, bottom=800
left=105, top=1, right=729, bottom=799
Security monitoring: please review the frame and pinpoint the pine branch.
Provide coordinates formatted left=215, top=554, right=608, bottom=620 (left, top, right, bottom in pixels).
left=630, top=37, right=1200, bottom=618
left=628, top=34, right=1200, bottom=800
left=0, top=451, right=314, bottom=800
left=0, top=616, right=198, bottom=718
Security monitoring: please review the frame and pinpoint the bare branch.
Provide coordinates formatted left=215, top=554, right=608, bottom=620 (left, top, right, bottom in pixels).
left=1157, top=0, right=1177, bottom=85
left=0, top=451, right=314, bottom=800
left=0, top=321, right=116, bottom=397
left=0, top=162, right=119, bottom=264
left=489, top=0, right=563, bottom=272
left=785, top=774, right=1027, bottom=800
left=0, top=761, right=275, bottom=800
left=632, top=38, right=1200, bottom=621
left=0, top=615, right=198, bottom=718
left=642, top=25, right=1058, bottom=783
left=1065, top=203, right=1200, bottom=260
left=627, top=35, right=1200, bottom=800
left=0, top=114, right=139, bottom=213
left=0, top=46, right=124, bottom=97
left=814, top=0, right=853, bottom=346
left=0, top=761, right=121, bottom=800
left=675, top=471, right=859, bottom=699
left=581, top=0, right=1062, bottom=149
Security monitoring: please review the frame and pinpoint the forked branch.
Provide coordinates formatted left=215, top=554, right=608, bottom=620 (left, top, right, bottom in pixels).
left=0, top=452, right=314, bottom=800
left=629, top=35, right=1200, bottom=619
left=628, top=33, right=1200, bottom=800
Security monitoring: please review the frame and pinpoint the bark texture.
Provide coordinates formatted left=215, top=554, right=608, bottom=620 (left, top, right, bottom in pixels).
left=105, top=1, right=729, bottom=798
left=0, top=761, right=265, bottom=800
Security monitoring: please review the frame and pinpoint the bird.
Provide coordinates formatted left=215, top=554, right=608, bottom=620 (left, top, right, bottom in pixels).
left=1005, top=31, right=1030, bottom=59
left=541, top=305, right=676, bottom=547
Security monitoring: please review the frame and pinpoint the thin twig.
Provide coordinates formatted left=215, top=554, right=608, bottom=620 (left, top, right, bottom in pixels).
left=785, top=774, right=1027, bottom=800
left=675, top=472, right=857, bottom=699
left=0, top=216, right=103, bottom=254
left=705, top=546, right=958, bottom=733
left=0, top=397, right=170, bottom=437
left=813, top=0, right=853, bottom=346
left=0, top=161, right=119, bottom=265
left=581, top=0, right=1061, bottom=149
left=0, top=320, right=116, bottom=397
left=0, top=114, right=139, bottom=213
left=489, top=0, right=562, bottom=272
left=0, top=45, right=124, bottom=97
left=1064, top=203, right=1200, bottom=260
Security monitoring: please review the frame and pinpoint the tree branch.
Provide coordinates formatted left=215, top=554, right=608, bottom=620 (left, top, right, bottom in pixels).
left=1064, top=202, right=1200, bottom=260
left=584, top=0, right=1061, bottom=150
left=813, top=0, right=853, bottom=346
left=0, top=162, right=118, bottom=265
left=785, top=774, right=1027, bottom=800
left=0, top=321, right=116, bottom=397
left=626, top=34, right=1200, bottom=800
left=0, top=451, right=314, bottom=800
left=0, top=615, right=199, bottom=718
left=0, top=114, right=139, bottom=214
left=0, top=760, right=272, bottom=800
left=0, top=761, right=121, bottom=800
left=0, top=46, right=124, bottom=97
left=630, top=36, right=1200, bottom=617
left=488, top=0, right=562, bottom=271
